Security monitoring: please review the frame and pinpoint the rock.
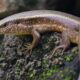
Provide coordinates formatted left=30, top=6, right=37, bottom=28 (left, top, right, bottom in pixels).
left=0, top=0, right=25, bottom=18
left=2, top=35, right=22, bottom=61
left=78, top=74, right=80, bottom=80
left=0, top=69, right=4, bottom=78
left=0, top=0, right=7, bottom=13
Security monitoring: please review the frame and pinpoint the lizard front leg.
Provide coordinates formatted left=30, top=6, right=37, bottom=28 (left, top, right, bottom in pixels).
left=49, top=30, right=70, bottom=59
left=23, top=29, right=40, bottom=54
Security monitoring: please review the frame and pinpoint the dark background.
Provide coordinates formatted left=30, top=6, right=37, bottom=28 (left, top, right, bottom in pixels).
left=19, top=0, right=80, bottom=16
left=0, top=0, right=80, bottom=18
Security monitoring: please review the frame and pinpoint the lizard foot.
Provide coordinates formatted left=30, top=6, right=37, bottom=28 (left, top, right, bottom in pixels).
left=22, top=43, right=33, bottom=54
left=48, top=45, right=66, bottom=59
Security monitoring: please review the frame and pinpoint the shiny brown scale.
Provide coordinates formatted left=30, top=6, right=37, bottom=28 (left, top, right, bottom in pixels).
left=0, top=17, right=80, bottom=57
left=0, top=17, right=66, bottom=34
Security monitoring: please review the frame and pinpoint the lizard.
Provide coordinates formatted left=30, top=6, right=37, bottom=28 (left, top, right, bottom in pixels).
left=0, top=10, right=80, bottom=57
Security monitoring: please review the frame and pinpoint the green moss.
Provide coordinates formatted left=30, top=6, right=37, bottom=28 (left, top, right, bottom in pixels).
left=0, top=32, right=78, bottom=80
left=60, top=67, right=76, bottom=80
left=64, top=47, right=78, bottom=62
left=15, top=60, right=24, bottom=79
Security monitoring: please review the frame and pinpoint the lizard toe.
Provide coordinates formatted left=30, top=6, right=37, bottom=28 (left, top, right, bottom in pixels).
left=22, top=43, right=33, bottom=54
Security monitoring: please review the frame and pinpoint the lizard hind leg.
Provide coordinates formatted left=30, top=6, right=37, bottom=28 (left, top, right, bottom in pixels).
left=22, top=29, right=40, bottom=54
left=48, top=31, right=70, bottom=59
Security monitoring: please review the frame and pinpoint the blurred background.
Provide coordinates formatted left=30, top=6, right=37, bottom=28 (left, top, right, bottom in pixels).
left=0, top=0, right=80, bottom=18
